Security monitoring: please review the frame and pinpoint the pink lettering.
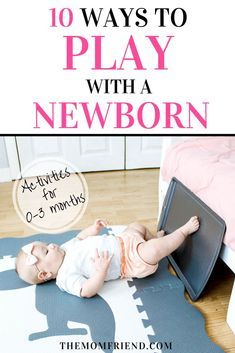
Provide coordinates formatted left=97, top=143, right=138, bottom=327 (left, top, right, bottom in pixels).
left=164, top=102, right=185, bottom=128
left=118, top=35, right=146, bottom=70
left=147, top=36, right=174, bottom=69
left=34, top=102, right=55, bottom=128
left=81, top=102, right=112, bottom=128
left=116, top=102, right=134, bottom=127
left=188, top=102, right=208, bottom=128
left=60, top=102, right=78, bottom=128
left=63, top=35, right=174, bottom=70
left=93, top=36, right=116, bottom=70
left=137, top=102, right=160, bottom=128
left=64, top=36, right=89, bottom=70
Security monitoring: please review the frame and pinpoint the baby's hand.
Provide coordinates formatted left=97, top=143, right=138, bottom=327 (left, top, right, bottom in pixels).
left=91, top=249, right=113, bottom=274
left=94, top=219, right=107, bottom=232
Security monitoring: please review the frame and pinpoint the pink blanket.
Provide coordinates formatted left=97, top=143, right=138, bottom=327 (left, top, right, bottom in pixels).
left=162, top=137, right=235, bottom=250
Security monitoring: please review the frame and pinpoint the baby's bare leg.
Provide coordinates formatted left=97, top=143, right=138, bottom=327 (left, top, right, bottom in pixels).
left=126, top=223, right=161, bottom=241
left=137, top=217, right=199, bottom=265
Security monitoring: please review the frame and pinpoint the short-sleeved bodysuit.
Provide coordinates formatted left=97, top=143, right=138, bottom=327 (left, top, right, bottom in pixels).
left=56, top=234, right=120, bottom=297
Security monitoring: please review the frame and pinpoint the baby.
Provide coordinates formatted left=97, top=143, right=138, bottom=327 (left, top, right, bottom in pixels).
left=15, top=217, right=199, bottom=298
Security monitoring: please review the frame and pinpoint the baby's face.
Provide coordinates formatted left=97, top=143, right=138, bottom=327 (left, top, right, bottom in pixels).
left=32, top=241, right=65, bottom=277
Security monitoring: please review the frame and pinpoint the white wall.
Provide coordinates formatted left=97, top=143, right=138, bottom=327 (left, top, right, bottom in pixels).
left=0, top=137, right=9, bottom=168
left=0, top=137, right=20, bottom=182
left=0, top=136, right=163, bottom=182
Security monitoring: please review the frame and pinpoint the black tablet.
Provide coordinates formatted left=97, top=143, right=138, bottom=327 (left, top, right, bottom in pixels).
left=158, top=177, right=226, bottom=301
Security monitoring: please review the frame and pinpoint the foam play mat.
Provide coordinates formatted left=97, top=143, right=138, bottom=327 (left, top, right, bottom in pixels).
left=0, top=226, right=224, bottom=353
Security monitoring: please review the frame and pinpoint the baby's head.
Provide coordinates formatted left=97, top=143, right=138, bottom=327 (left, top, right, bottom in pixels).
left=15, top=241, right=65, bottom=285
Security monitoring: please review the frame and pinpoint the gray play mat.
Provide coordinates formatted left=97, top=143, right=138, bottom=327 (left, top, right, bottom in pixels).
left=0, top=226, right=224, bottom=353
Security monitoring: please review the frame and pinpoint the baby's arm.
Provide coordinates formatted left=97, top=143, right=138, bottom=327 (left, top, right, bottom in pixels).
left=80, top=249, right=113, bottom=298
left=77, top=219, right=107, bottom=240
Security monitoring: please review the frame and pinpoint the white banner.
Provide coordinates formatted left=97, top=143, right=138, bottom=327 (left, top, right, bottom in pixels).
left=0, top=1, right=234, bottom=134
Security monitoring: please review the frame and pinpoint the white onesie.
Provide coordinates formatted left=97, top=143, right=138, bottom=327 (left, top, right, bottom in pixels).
left=56, top=234, right=121, bottom=297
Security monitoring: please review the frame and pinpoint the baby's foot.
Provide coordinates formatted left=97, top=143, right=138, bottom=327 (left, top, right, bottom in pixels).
left=180, top=216, right=199, bottom=237
left=156, top=230, right=165, bottom=238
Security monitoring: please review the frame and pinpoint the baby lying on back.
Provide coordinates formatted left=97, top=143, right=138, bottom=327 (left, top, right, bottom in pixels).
left=16, top=217, right=199, bottom=298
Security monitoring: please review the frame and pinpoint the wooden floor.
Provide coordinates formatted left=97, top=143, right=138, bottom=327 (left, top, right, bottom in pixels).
left=0, top=168, right=235, bottom=352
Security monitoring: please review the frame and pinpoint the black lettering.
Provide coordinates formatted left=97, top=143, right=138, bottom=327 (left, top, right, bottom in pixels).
left=119, top=8, right=134, bottom=27
left=154, top=8, right=170, bottom=27
left=21, top=179, right=36, bottom=193
left=135, top=8, right=148, bottom=27
left=104, top=9, right=118, bottom=27
left=140, top=80, right=152, bottom=94
left=86, top=79, right=103, bottom=94
left=80, top=8, right=103, bottom=26
left=171, top=8, right=187, bottom=27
